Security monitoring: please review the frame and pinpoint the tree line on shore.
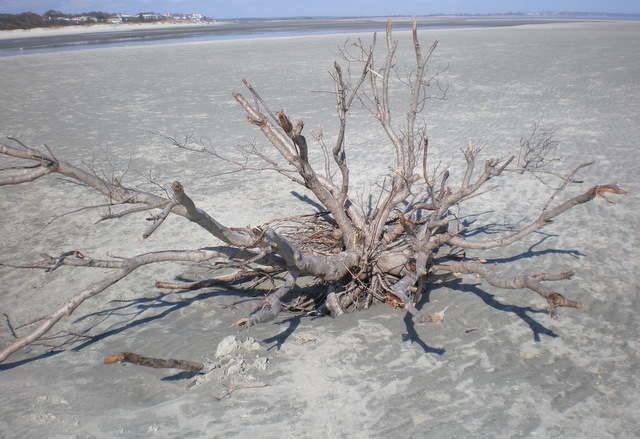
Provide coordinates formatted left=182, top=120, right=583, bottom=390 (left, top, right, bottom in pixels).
left=0, top=10, right=206, bottom=31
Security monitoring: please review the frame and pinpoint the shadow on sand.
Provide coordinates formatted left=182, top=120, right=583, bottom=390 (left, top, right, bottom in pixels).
left=2, top=236, right=580, bottom=368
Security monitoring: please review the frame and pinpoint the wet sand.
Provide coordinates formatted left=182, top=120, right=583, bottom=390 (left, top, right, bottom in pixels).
left=0, top=20, right=639, bottom=438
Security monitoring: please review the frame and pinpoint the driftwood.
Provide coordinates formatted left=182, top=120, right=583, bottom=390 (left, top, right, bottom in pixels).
left=0, top=19, right=627, bottom=364
left=103, top=352, right=204, bottom=372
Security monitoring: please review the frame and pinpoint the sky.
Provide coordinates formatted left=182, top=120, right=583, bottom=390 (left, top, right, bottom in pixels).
left=1, top=0, right=639, bottom=18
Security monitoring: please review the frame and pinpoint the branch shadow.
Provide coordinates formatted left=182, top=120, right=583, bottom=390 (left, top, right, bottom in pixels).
left=0, top=349, right=62, bottom=371
left=457, top=212, right=509, bottom=238
left=402, top=288, right=446, bottom=355
left=70, top=286, right=252, bottom=352
left=456, top=217, right=585, bottom=262
left=4, top=235, right=577, bottom=368
left=290, top=191, right=324, bottom=212
left=433, top=233, right=582, bottom=342
left=402, top=314, right=447, bottom=355
left=447, top=278, right=559, bottom=342
left=482, top=234, right=584, bottom=264
left=161, top=370, right=203, bottom=381
left=262, top=316, right=301, bottom=351
left=1, top=280, right=263, bottom=370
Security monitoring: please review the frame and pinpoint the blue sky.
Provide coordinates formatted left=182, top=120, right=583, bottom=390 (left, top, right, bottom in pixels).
left=1, top=0, right=639, bottom=17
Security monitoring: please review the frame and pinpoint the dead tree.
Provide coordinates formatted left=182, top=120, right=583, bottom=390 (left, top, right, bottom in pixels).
left=0, top=20, right=626, bottom=364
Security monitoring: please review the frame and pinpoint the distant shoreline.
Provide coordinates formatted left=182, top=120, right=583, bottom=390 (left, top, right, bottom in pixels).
left=0, top=20, right=215, bottom=39
left=0, top=15, right=621, bottom=56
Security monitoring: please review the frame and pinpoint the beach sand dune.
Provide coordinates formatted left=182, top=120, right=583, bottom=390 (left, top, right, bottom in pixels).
left=1, top=21, right=639, bottom=438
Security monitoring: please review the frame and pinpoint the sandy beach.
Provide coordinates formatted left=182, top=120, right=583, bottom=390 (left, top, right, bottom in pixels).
left=0, top=16, right=595, bottom=55
left=1, top=20, right=639, bottom=438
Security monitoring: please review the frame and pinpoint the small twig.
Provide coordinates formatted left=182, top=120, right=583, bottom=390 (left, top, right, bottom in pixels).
left=367, top=66, right=384, bottom=78
left=98, top=204, right=158, bottom=222
left=242, top=79, right=280, bottom=124
left=26, top=203, right=117, bottom=241
left=155, top=267, right=281, bottom=290
left=214, top=383, right=271, bottom=401
left=142, top=199, right=178, bottom=240
left=542, top=162, right=594, bottom=213
left=15, top=315, right=49, bottom=331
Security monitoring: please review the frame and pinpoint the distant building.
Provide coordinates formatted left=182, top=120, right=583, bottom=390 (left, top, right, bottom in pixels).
left=169, top=13, right=203, bottom=22
left=141, top=13, right=163, bottom=20
left=61, top=15, right=98, bottom=23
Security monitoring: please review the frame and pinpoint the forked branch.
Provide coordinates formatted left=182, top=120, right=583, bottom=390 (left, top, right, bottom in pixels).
left=434, top=260, right=584, bottom=319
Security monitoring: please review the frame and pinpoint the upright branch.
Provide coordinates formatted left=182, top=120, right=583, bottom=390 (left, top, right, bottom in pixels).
left=365, top=22, right=440, bottom=248
left=330, top=42, right=373, bottom=205
left=233, top=89, right=363, bottom=248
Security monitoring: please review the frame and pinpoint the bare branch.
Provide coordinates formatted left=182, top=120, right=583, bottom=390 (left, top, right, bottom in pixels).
left=434, top=260, right=584, bottom=319
left=449, top=183, right=626, bottom=250
left=0, top=248, right=226, bottom=363
left=142, top=199, right=178, bottom=240
left=155, top=266, right=282, bottom=290
left=241, top=268, right=299, bottom=328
